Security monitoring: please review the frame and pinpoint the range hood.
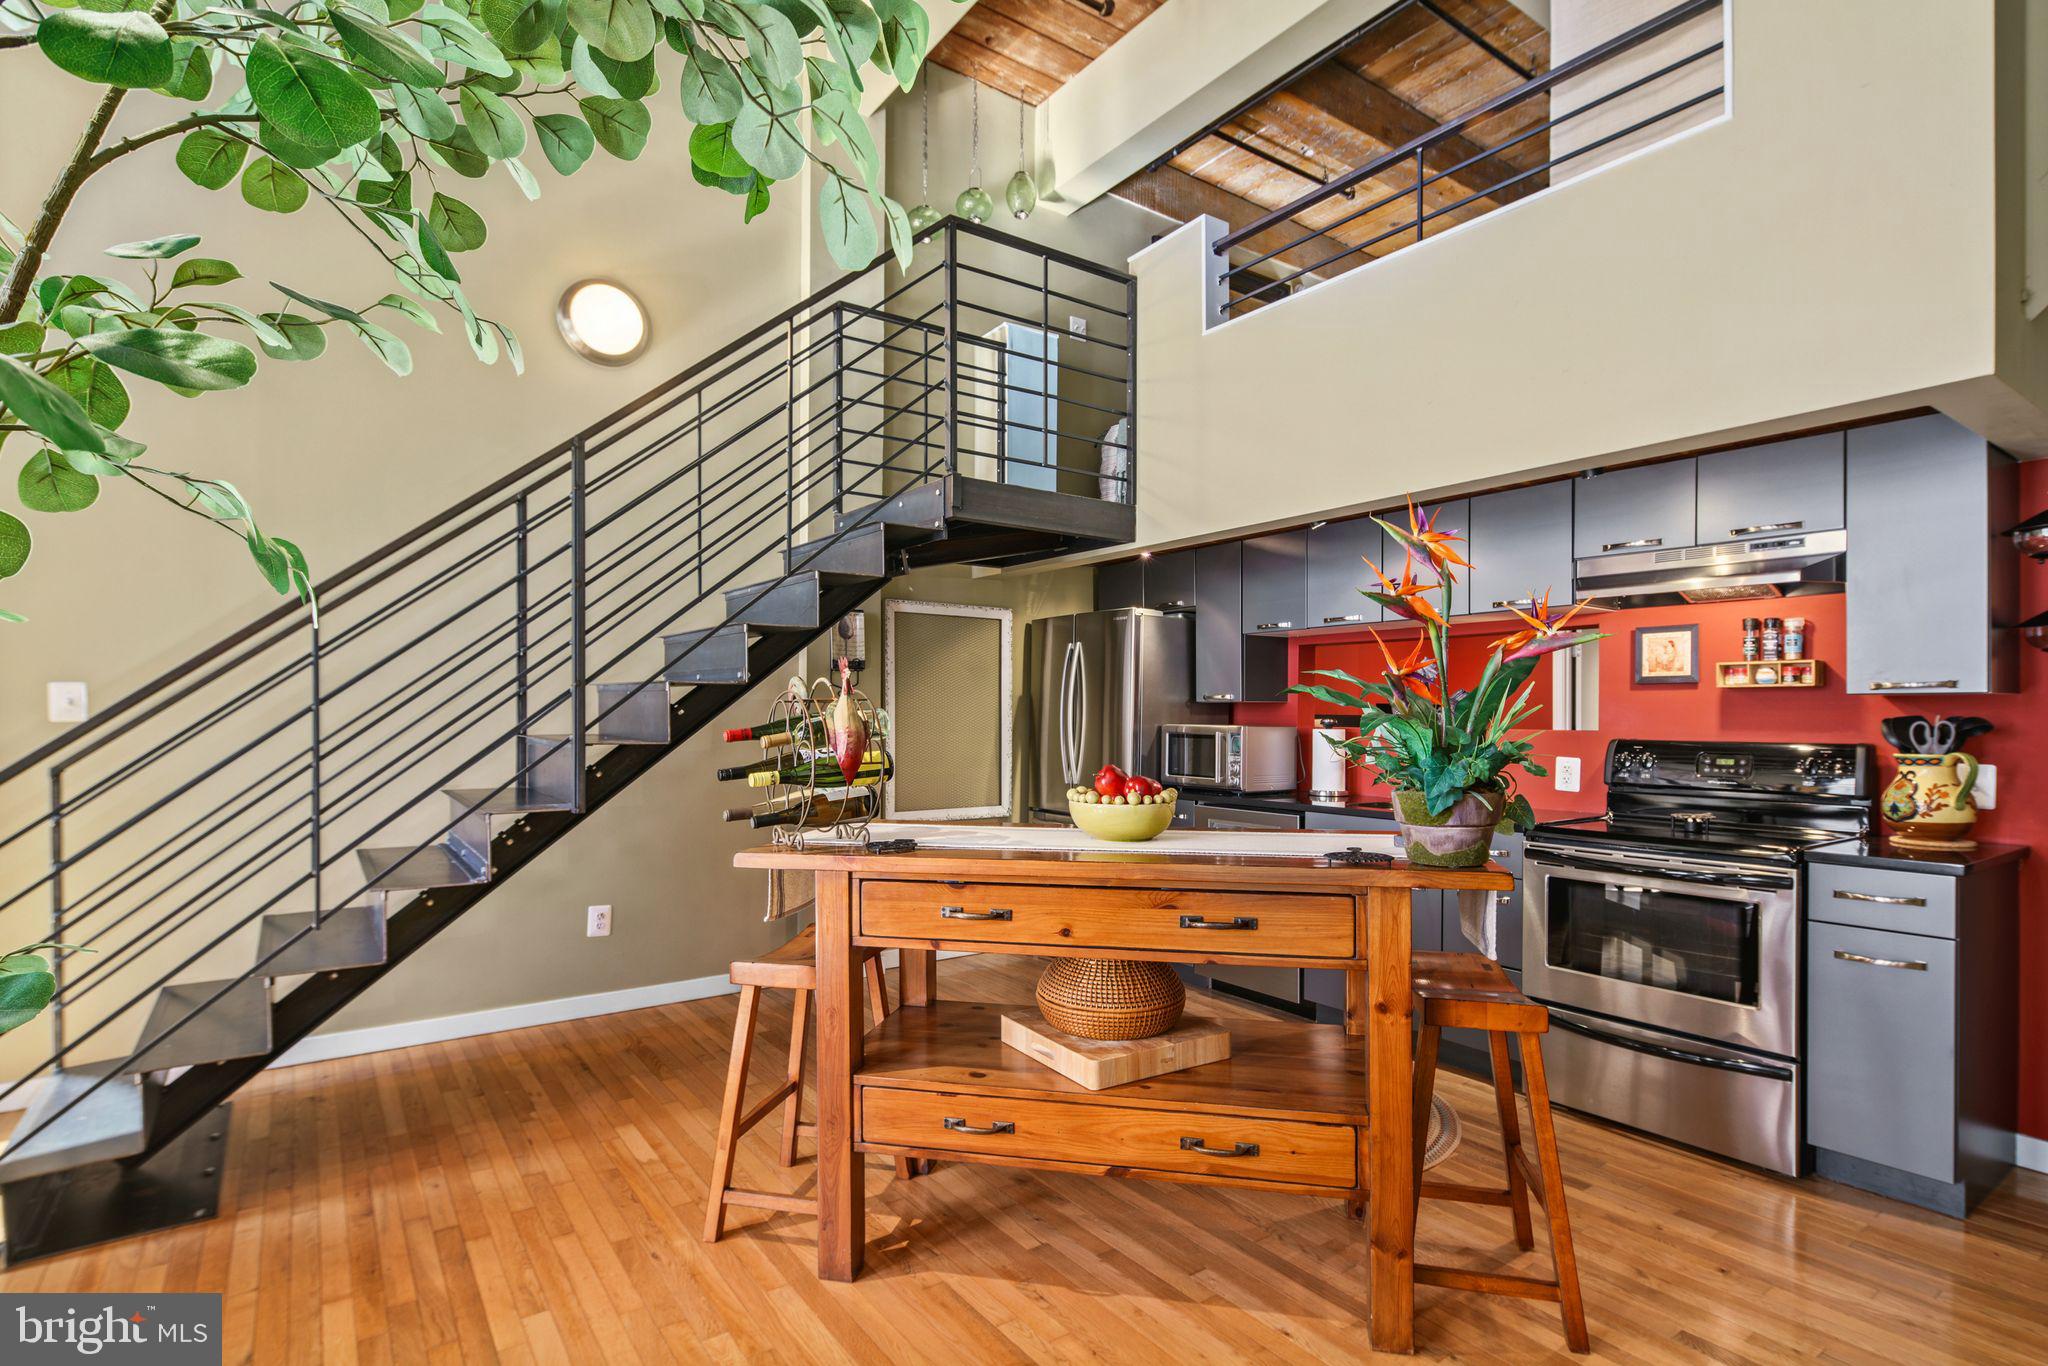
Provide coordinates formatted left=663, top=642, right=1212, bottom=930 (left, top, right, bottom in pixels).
left=1574, top=529, right=1846, bottom=607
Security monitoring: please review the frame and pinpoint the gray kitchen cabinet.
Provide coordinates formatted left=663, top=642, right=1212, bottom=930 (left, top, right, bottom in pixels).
left=1845, top=415, right=2019, bottom=694
left=1381, top=499, right=1469, bottom=617
left=1467, top=482, right=1574, bottom=616
left=1146, top=548, right=1197, bottom=611
left=1443, top=829, right=1524, bottom=970
left=1193, top=543, right=1286, bottom=703
left=1094, top=558, right=1142, bottom=611
left=1306, top=517, right=1381, bottom=628
left=1572, top=458, right=1697, bottom=560
left=1242, top=531, right=1307, bottom=633
left=1695, top=432, right=1844, bottom=545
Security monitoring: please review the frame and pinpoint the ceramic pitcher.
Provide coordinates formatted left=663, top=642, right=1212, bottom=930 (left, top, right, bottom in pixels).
left=1880, top=752, right=1980, bottom=846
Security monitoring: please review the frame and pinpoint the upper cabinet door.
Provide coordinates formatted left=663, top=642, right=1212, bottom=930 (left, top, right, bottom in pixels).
left=1696, top=433, right=1845, bottom=545
left=1193, top=542, right=1245, bottom=702
left=1383, top=499, right=1470, bottom=617
left=1306, top=517, right=1382, bottom=628
left=1846, top=416, right=2018, bottom=694
left=1146, top=548, right=1198, bottom=611
left=1094, top=558, right=1143, bottom=611
left=1573, top=459, right=1697, bottom=559
left=1468, top=482, right=1574, bottom=614
left=1242, top=531, right=1308, bottom=633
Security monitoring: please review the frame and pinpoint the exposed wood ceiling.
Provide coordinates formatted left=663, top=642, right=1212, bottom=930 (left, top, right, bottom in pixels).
left=927, top=0, right=1169, bottom=106
left=1111, top=0, right=1551, bottom=295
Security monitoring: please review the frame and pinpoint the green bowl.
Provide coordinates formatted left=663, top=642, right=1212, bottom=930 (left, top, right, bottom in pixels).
left=1069, top=796, right=1176, bottom=842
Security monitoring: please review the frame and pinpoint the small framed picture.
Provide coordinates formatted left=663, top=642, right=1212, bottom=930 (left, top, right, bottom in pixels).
left=1633, top=624, right=1699, bottom=684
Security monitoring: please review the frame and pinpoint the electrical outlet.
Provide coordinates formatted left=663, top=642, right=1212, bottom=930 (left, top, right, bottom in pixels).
left=1068, top=314, right=1088, bottom=336
left=1555, top=756, right=1582, bottom=793
left=586, top=904, right=612, bottom=937
left=1975, top=764, right=1997, bottom=809
left=47, top=681, right=88, bottom=724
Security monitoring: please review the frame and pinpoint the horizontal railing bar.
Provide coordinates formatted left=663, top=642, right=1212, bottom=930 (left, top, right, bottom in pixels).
left=950, top=299, right=1131, bottom=353
left=950, top=260, right=1134, bottom=319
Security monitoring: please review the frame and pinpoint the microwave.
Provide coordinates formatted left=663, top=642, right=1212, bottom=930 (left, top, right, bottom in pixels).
left=1159, top=724, right=1297, bottom=794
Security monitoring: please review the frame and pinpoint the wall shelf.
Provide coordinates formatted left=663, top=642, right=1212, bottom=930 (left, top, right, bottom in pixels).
left=1716, top=660, right=1824, bottom=688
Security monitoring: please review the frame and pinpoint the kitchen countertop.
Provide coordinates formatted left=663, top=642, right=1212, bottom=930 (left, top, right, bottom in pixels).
left=1807, top=834, right=2030, bottom=877
left=1176, top=787, right=1597, bottom=825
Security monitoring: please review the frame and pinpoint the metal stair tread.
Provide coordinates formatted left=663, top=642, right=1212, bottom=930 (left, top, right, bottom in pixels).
left=255, top=905, right=387, bottom=977
left=357, top=842, right=489, bottom=892
left=0, top=1063, right=148, bottom=1184
left=722, top=571, right=822, bottom=629
left=124, top=977, right=272, bottom=1075
left=443, top=786, right=577, bottom=816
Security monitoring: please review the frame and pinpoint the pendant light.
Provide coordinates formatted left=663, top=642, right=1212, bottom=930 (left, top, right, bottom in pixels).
left=1005, top=97, right=1038, bottom=220
left=954, top=82, right=994, bottom=224
left=907, top=78, right=941, bottom=235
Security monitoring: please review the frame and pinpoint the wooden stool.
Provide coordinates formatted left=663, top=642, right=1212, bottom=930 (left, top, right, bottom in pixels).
left=1410, top=950, right=1589, bottom=1353
left=703, top=925, right=908, bottom=1243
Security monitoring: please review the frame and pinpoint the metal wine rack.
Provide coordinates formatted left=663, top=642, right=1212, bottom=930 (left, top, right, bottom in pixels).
left=760, top=674, right=890, bottom=850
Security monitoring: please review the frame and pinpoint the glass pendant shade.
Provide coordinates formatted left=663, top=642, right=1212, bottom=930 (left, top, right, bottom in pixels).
left=1005, top=169, right=1038, bottom=220
left=908, top=202, right=942, bottom=234
left=955, top=185, right=994, bottom=224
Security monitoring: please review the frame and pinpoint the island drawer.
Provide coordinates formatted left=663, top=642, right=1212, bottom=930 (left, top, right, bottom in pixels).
left=861, top=1086, right=1357, bottom=1189
left=857, top=881, right=1355, bottom=958
left=1808, top=863, right=1956, bottom=938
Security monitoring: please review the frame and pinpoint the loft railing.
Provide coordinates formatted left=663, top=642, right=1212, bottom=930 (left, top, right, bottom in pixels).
left=1212, top=0, right=1726, bottom=311
left=0, top=218, right=1135, bottom=1157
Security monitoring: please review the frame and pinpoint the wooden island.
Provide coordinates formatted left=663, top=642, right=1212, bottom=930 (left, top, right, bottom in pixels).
left=734, top=838, right=1514, bottom=1354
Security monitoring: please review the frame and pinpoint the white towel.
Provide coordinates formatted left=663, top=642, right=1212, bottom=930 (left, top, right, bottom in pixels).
left=1457, top=889, right=1500, bottom=961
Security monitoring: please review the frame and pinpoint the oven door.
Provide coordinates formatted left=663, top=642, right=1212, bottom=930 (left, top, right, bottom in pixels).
left=1161, top=727, right=1231, bottom=790
left=1522, top=849, right=1798, bottom=1058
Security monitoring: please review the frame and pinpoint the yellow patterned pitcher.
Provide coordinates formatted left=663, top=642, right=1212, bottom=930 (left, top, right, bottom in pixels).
left=1880, top=752, right=1980, bottom=848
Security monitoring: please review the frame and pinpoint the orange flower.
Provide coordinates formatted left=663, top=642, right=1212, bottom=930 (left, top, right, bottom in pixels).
left=1362, top=548, right=1447, bottom=628
left=1386, top=498, right=1470, bottom=572
left=1374, top=629, right=1442, bottom=705
left=1493, top=589, right=1601, bottom=660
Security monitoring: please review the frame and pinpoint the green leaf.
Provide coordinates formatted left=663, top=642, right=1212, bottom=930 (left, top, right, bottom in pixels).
left=391, top=82, right=458, bottom=140
left=0, top=321, right=45, bottom=356
left=240, top=155, right=310, bottom=212
left=790, top=0, right=874, bottom=92
left=373, top=292, right=439, bottom=331
left=689, top=121, right=752, bottom=179
left=872, top=0, right=928, bottom=92
left=427, top=192, right=488, bottom=251
left=168, top=257, right=241, bottom=291
left=247, top=531, right=290, bottom=593
left=505, top=36, right=566, bottom=83
left=245, top=35, right=379, bottom=152
left=330, top=3, right=445, bottom=87
left=876, top=191, right=911, bottom=268
left=346, top=317, right=413, bottom=374
left=458, top=295, right=497, bottom=364
left=0, top=355, right=107, bottom=454
left=202, top=302, right=291, bottom=351
left=37, top=9, right=174, bottom=89
left=566, top=33, right=619, bottom=96
left=533, top=112, right=595, bottom=173
left=259, top=312, right=327, bottom=361
left=568, top=0, right=656, bottom=61
left=19, top=451, right=100, bottom=513
left=731, top=66, right=803, bottom=179
left=680, top=50, right=743, bottom=122
left=410, top=218, right=463, bottom=282
left=743, top=175, right=770, bottom=222
left=76, top=328, right=259, bottom=391
left=504, top=155, right=541, bottom=200
left=176, top=128, right=247, bottom=190
left=811, top=85, right=876, bottom=183
left=589, top=42, right=656, bottom=98
left=0, top=512, right=29, bottom=579
left=482, top=0, right=566, bottom=52
left=257, top=118, right=337, bottom=170
left=157, top=37, right=212, bottom=101
left=44, top=354, right=130, bottom=430
left=105, top=233, right=200, bottom=260
left=493, top=321, right=524, bottom=374
left=418, top=4, right=514, bottom=77
left=579, top=96, right=650, bottom=159
left=424, top=125, right=492, bottom=177
left=817, top=172, right=876, bottom=270
left=713, top=0, right=801, bottom=87
left=0, top=950, right=56, bottom=1034
left=459, top=85, right=525, bottom=158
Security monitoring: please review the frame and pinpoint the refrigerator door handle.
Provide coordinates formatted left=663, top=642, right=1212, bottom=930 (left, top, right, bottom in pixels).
left=1059, top=641, right=1080, bottom=784
left=1073, top=638, right=1089, bottom=784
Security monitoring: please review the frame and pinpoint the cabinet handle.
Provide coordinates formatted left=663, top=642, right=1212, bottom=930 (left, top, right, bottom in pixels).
left=939, top=905, right=1013, bottom=922
left=1178, top=914, right=1259, bottom=930
left=1201, top=693, right=1237, bottom=702
left=1254, top=621, right=1293, bottom=631
left=1491, top=598, right=1537, bottom=610
left=1730, top=520, right=1803, bottom=538
left=1323, top=613, right=1365, bottom=624
left=1833, top=950, right=1927, bottom=972
left=1156, top=599, right=1192, bottom=610
left=1831, top=889, right=1927, bottom=908
left=1180, top=1137, right=1260, bottom=1157
left=1868, top=680, right=1959, bottom=692
left=943, top=1117, right=1016, bottom=1135
left=1601, top=536, right=1664, bottom=552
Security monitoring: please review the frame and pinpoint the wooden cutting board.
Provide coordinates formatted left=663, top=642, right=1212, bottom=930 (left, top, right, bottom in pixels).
left=1000, top=1010, right=1232, bottom=1090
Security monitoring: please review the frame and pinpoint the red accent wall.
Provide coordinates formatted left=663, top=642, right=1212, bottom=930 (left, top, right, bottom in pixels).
left=1236, top=463, right=2048, bottom=1141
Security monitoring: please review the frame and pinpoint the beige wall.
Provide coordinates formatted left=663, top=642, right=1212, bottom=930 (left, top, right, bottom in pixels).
left=1102, top=0, right=2042, bottom=559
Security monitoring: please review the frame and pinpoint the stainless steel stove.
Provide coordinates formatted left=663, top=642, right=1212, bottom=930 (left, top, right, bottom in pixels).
left=1524, top=740, right=1874, bottom=1175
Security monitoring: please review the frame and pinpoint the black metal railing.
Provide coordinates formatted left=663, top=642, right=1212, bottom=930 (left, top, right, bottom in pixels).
left=0, top=218, right=1135, bottom=1160
left=1212, top=0, right=1724, bottom=310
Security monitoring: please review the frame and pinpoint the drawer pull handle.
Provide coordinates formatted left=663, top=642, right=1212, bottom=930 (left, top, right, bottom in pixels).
left=1255, top=621, right=1293, bottom=632
left=1833, top=950, right=1927, bottom=972
left=1324, top=614, right=1365, bottom=624
left=940, top=906, right=1012, bottom=922
left=1601, top=536, right=1663, bottom=552
left=1731, top=520, right=1803, bottom=538
left=1869, top=680, right=1959, bottom=692
left=1491, top=598, right=1537, bottom=610
left=943, top=1117, right=1015, bottom=1135
left=1180, top=1137, right=1260, bottom=1158
left=1832, top=890, right=1927, bottom=908
left=1179, top=915, right=1259, bottom=930
left=1201, top=693, right=1237, bottom=702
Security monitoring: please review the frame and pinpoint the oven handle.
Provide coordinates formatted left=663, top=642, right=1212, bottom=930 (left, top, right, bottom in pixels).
left=1548, top=1013, right=1795, bottom=1081
left=1528, top=851, right=1795, bottom=894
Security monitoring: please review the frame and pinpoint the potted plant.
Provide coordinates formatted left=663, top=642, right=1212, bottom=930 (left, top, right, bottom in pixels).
left=1290, top=504, right=1603, bottom=868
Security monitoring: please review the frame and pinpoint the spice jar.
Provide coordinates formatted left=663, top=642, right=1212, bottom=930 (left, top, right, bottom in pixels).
left=1742, top=618, right=1761, bottom=661
left=1783, top=616, right=1807, bottom=659
left=1761, top=617, right=1783, bottom=661
left=1754, top=663, right=1779, bottom=686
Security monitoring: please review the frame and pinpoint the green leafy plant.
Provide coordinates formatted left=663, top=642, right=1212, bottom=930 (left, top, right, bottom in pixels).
left=0, top=941, right=91, bottom=1036
left=1287, top=503, right=1605, bottom=833
left=0, top=0, right=945, bottom=621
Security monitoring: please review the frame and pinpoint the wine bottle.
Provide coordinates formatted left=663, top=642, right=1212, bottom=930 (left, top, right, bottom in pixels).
left=723, top=717, right=805, bottom=743
left=744, top=756, right=892, bottom=788
left=746, top=791, right=877, bottom=829
left=716, top=752, right=827, bottom=782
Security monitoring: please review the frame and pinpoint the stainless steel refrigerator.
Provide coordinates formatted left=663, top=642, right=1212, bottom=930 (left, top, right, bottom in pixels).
left=1022, top=609, right=1225, bottom=821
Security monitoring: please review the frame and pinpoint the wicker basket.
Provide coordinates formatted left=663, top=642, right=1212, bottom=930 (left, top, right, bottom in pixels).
left=1035, top=959, right=1185, bottom=1040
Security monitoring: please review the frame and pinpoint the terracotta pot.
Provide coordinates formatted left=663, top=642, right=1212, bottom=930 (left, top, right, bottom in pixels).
left=1393, top=789, right=1507, bottom=869
left=1881, top=752, right=1980, bottom=848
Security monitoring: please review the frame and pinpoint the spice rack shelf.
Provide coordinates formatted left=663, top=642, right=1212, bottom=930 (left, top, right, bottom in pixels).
left=1716, top=660, right=1824, bottom=689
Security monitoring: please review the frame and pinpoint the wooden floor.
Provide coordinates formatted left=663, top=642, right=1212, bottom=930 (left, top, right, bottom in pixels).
left=4, top=954, right=2046, bottom=1364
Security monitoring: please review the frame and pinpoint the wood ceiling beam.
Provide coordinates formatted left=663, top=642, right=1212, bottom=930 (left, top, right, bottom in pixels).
left=1109, top=167, right=1359, bottom=286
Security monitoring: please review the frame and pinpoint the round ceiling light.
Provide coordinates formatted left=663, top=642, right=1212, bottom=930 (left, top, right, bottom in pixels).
left=556, top=279, right=649, bottom=365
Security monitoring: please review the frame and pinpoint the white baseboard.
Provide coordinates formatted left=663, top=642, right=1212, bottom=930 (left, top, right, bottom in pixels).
left=2019, top=1133, right=2048, bottom=1176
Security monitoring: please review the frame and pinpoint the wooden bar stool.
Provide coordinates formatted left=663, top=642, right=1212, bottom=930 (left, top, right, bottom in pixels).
left=1410, top=950, right=1589, bottom=1353
left=702, top=925, right=906, bottom=1243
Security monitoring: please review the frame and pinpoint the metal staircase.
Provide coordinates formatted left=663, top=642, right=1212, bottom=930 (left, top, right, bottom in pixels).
left=0, top=219, right=1136, bottom=1264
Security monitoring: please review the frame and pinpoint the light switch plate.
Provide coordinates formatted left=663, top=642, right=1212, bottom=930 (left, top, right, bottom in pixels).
left=47, top=681, right=88, bottom=724
left=587, top=905, right=612, bottom=937
left=1975, top=764, right=1996, bottom=809
left=1068, top=314, right=1088, bottom=336
left=1555, top=756, right=1582, bottom=793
